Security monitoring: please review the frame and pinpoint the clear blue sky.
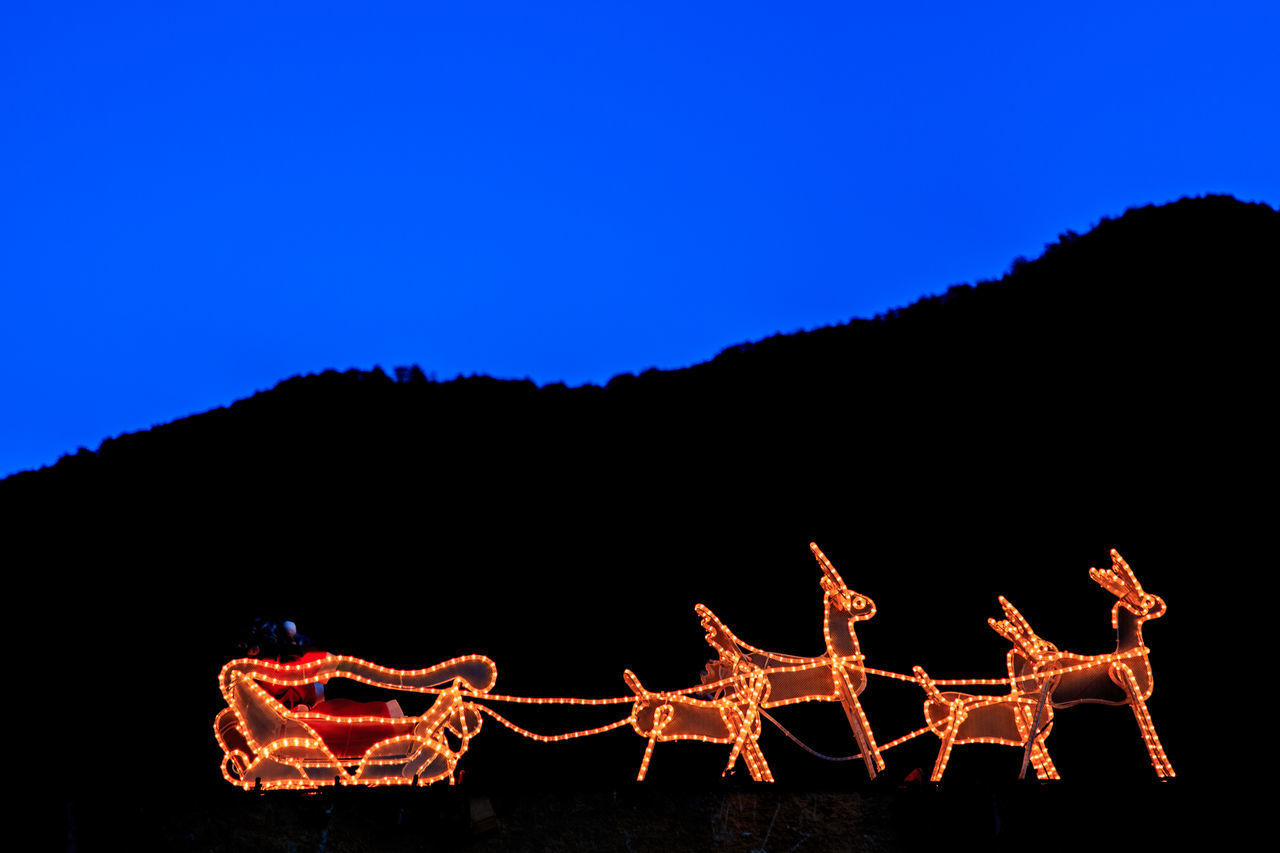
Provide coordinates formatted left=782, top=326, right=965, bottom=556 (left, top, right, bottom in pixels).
left=2, top=2, right=1277, bottom=477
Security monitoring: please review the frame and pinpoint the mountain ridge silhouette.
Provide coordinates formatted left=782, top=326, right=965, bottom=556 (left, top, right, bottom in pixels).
left=4, top=193, right=1273, bottom=487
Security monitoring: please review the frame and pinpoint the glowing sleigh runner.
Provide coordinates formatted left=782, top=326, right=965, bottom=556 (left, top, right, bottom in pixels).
left=214, top=546, right=1173, bottom=790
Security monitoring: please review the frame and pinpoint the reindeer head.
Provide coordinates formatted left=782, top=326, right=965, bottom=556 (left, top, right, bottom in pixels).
left=988, top=596, right=1059, bottom=662
left=809, top=542, right=876, bottom=621
left=1089, top=549, right=1166, bottom=628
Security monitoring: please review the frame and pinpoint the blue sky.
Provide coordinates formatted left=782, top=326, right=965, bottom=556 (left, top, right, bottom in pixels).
left=2, top=1, right=1277, bottom=477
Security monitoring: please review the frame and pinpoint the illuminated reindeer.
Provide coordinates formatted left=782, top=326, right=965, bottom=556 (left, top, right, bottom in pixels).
left=692, top=542, right=885, bottom=778
left=987, top=549, right=1174, bottom=778
left=916, top=550, right=1172, bottom=781
left=622, top=666, right=775, bottom=781
left=913, top=618, right=1062, bottom=782
left=620, top=542, right=882, bottom=781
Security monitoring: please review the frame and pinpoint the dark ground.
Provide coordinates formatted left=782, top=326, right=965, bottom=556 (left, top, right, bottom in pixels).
left=63, top=779, right=1197, bottom=852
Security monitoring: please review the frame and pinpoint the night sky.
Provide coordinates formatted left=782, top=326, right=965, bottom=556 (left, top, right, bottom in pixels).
left=3, top=1, right=1276, bottom=477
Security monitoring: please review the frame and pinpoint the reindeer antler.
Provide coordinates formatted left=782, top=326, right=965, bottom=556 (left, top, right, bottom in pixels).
left=988, top=597, right=1057, bottom=661
left=912, top=666, right=948, bottom=704
left=1089, top=549, right=1155, bottom=615
left=810, top=542, right=845, bottom=590
left=810, top=541, right=874, bottom=617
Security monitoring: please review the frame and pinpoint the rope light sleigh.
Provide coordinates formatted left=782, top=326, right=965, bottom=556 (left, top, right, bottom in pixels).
left=214, top=545, right=1173, bottom=790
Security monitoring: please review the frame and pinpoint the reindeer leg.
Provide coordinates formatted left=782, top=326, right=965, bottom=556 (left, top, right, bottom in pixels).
left=1015, top=702, right=1059, bottom=781
left=1030, top=733, right=1059, bottom=781
left=637, top=704, right=673, bottom=782
left=1114, top=663, right=1175, bottom=778
left=637, top=731, right=659, bottom=782
left=727, top=694, right=772, bottom=783
left=930, top=704, right=966, bottom=782
left=1013, top=699, right=1034, bottom=774
left=1018, top=677, right=1053, bottom=780
left=836, top=668, right=885, bottom=778
left=723, top=676, right=771, bottom=780
left=741, top=730, right=775, bottom=783
left=723, top=701, right=758, bottom=778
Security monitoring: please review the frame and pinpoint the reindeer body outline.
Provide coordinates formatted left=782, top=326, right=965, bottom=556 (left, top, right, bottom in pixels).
left=913, top=663, right=1061, bottom=782
left=986, top=549, right=1174, bottom=778
left=622, top=666, right=775, bottom=782
left=619, top=542, right=884, bottom=781
left=691, top=542, right=885, bottom=778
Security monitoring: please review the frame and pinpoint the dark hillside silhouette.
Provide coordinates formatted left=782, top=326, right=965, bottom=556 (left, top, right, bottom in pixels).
left=6, top=196, right=1274, bottom=834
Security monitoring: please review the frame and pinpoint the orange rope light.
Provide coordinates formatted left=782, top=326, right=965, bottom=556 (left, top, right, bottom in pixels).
left=914, top=549, right=1173, bottom=780
left=214, top=654, right=497, bottom=789
left=213, top=547, right=1171, bottom=788
left=474, top=704, right=633, bottom=742
left=627, top=542, right=887, bottom=781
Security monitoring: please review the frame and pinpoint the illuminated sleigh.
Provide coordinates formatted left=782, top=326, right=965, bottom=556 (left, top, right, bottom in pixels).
left=215, top=653, right=497, bottom=789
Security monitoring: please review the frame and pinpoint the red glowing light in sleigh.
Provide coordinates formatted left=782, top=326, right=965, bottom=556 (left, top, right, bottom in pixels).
left=214, top=654, right=497, bottom=789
